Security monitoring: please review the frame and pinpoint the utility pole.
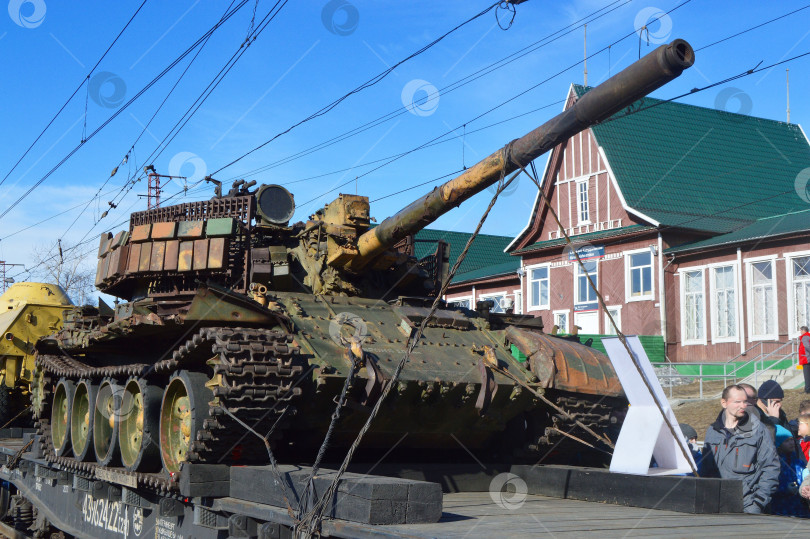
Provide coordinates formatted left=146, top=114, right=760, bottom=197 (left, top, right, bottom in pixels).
left=583, top=24, right=588, bottom=87
left=0, top=261, right=23, bottom=292
left=141, top=166, right=186, bottom=210
left=786, top=69, right=791, bottom=123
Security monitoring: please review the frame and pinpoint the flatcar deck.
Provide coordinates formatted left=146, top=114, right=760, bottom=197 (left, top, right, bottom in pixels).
left=368, top=493, right=810, bottom=538
left=1, top=436, right=809, bottom=538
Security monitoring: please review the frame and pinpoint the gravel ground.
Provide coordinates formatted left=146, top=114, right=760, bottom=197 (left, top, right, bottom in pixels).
left=672, top=387, right=810, bottom=439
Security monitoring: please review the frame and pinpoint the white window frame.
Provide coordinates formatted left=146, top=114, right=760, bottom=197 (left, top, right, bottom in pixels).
left=679, top=267, right=707, bottom=346
left=573, top=258, right=598, bottom=308
left=785, top=249, right=810, bottom=338
left=526, top=263, right=551, bottom=311
left=576, top=178, right=591, bottom=225
left=746, top=256, right=779, bottom=341
left=553, top=309, right=570, bottom=334
left=478, top=292, right=509, bottom=313
left=708, top=262, right=739, bottom=344
left=513, top=289, right=523, bottom=315
left=447, top=295, right=473, bottom=309
left=604, top=305, right=622, bottom=335
left=624, top=247, right=655, bottom=302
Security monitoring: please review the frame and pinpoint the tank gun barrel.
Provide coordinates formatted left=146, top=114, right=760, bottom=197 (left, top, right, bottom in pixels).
left=347, top=39, right=694, bottom=271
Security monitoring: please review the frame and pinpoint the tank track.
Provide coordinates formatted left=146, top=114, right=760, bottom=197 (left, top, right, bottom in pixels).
left=553, top=394, right=616, bottom=432
left=34, top=327, right=305, bottom=490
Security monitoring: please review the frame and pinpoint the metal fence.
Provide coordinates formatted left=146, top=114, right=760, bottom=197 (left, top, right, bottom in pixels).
left=656, top=340, right=799, bottom=399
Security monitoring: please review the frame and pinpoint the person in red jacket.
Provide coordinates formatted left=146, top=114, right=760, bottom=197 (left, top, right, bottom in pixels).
left=801, top=326, right=810, bottom=393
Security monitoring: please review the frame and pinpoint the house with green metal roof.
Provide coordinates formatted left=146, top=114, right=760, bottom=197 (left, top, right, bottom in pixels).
left=445, top=83, right=810, bottom=363
left=414, top=229, right=520, bottom=312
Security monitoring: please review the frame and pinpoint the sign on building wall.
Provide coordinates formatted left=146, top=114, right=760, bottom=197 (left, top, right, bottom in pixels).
left=572, top=244, right=604, bottom=312
left=568, top=244, right=605, bottom=260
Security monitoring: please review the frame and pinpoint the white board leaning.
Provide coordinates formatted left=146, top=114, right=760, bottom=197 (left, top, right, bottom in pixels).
left=602, top=336, right=695, bottom=476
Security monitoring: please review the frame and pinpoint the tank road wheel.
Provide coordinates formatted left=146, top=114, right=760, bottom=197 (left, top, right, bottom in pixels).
left=70, top=380, right=97, bottom=461
left=93, top=379, right=121, bottom=466
left=51, top=379, right=75, bottom=456
left=159, top=371, right=212, bottom=474
left=119, top=378, right=162, bottom=472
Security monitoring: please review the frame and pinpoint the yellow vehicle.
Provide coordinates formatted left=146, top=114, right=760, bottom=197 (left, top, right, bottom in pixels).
left=0, top=282, right=72, bottom=426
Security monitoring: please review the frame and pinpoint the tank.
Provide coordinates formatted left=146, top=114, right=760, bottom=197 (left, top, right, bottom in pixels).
left=33, top=40, right=694, bottom=483
left=0, top=282, right=72, bottom=425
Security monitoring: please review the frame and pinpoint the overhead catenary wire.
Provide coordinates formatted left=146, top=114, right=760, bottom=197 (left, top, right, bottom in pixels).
left=211, top=1, right=508, bottom=176
left=0, top=0, right=150, bottom=189
left=0, top=0, right=253, bottom=223
left=302, top=4, right=810, bottom=212
left=3, top=0, right=651, bottom=253
left=19, top=0, right=284, bottom=273
left=695, top=3, right=810, bottom=52
left=295, top=0, right=695, bottom=209
left=95, top=0, right=288, bottom=223
left=104, top=0, right=504, bottom=217
left=5, top=0, right=629, bottom=250
left=221, top=0, right=633, bottom=183
left=55, top=0, right=242, bottom=244
left=14, top=0, right=806, bottom=283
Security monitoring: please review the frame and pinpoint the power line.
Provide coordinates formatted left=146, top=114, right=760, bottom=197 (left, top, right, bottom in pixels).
left=2, top=0, right=634, bottom=252
left=268, top=99, right=566, bottom=189
left=56, top=0, right=243, bottom=244
left=211, top=1, right=506, bottom=176
left=294, top=0, right=695, bottom=208
left=222, top=0, right=633, bottom=183
left=0, top=0, right=150, bottom=189
left=0, top=0, right=252, bottom=223
left=0, top=187, right=121, bottom=242
left=22, top=0, right=291, bottom=277
left=695, top=3, right=810, bottom=52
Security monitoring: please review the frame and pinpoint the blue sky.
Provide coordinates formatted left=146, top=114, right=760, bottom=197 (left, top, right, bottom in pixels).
left=1, top=0, right=809, bottom=298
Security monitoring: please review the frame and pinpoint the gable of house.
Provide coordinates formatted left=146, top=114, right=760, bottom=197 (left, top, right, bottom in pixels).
left=508, top=84, right=810, bottom=253
left=578, top=84, right=810, bottom=233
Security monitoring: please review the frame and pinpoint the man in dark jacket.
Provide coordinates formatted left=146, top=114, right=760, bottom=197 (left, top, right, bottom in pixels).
left=700, top=384, right=780, bottom=513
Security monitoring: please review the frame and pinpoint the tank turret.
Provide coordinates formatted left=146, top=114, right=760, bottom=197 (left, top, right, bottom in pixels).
left=0, top=282, right=72, bottom=424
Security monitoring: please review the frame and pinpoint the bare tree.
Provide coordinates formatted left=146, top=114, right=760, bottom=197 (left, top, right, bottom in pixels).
left=29, top=240, right=96, bottom=305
